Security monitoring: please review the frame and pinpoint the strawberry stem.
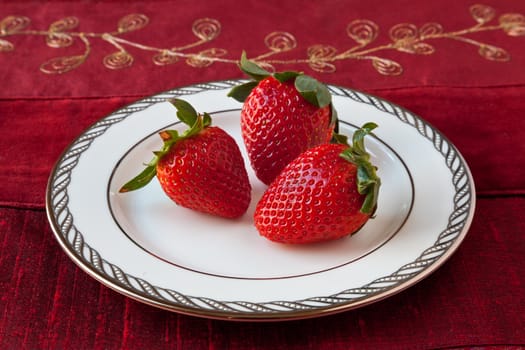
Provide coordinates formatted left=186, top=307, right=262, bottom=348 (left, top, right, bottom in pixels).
left=159, top=130, right=171, bottom=141
left=338, top=123, right=381, bottom=214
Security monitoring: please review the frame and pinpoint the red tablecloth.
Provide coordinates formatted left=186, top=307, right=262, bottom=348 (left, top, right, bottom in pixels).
left=1, top=1, right=524, bottom=348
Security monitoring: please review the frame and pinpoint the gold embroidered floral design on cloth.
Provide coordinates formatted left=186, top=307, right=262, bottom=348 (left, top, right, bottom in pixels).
left=0, top=4, right=524, bottom=75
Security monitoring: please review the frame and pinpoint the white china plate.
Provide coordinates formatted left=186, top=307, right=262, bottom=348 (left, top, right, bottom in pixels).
left=46, top=80, right=475, bottom=321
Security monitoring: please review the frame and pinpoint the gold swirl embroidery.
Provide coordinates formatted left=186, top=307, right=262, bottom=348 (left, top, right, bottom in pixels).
left=40, top=33, right=90, bottom=74
left=470, top=4, right=496, bottom=25
left=346, top=20, right=379, bottom=46
left=307, top=45, right=337, bottom=73
left=419, top=23, right=444, bottom=38
left=499, top=14, right=525, bottom=36
left=0, top=15, right=30, bottom=34
left=389, top=23, right=436, bottom=55
left=46, top=17, right=78, bottom=48
left=118, top=13, right=149, bottom=33
left=264, top=31, right=297, bottom=53
left=0, top=39, right=14, bottom=52
left=186, top=48, right=228, bottom=68
left=0, top=4, right=524, bottom=75
left=192, top=18, right=221, bottom=42
left=104, top=51, right=134, bottom=70
left=152, top=50, right=179, bottom=66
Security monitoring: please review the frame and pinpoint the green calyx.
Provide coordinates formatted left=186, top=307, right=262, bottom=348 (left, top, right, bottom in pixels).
left=227, top=51, right=336, bottom=123
left=119, top=98, right=211, bottom=193
left=337, top=122, right=381, bottom=215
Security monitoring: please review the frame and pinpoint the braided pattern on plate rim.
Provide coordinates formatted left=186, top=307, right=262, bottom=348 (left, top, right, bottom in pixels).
left=46, top=80, right=474, bottom=319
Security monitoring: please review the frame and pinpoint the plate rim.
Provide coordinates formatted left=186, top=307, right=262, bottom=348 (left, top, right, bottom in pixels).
left=45, top=80, right=476, bottom=321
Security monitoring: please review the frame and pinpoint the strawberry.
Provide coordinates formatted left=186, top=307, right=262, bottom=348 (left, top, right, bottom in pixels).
left=228, top=52, right=337, bottom=185
left=119, top=99, right=251, bottom=219
left=254, top=123, right=380, bottom=244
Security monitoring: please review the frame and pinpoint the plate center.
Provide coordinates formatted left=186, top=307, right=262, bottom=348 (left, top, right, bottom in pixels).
left=108, top=111, right=413, bottom=279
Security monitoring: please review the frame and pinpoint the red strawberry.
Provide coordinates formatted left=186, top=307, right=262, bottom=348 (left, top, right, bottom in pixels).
left=254, top=123, right=380, bottom=244
left=228, top=52, right=337, bottom=185
left=120, top=99, right=251, bottom=219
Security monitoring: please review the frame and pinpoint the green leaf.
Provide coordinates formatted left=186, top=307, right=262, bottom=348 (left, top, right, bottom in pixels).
left=202, top=112, right=212, bottom=127
left=184, top=113, right=205, bottom=139
left=294, top=75, right=331, bottom=108
left=338, top=123, right=381, bottom=215
left=356, top=163, right=376, bottom=194
left=119, top=162, right=157, bottom=192
left=339, top=149, right=356, bottom=163
left=352, top=122, right=377, bottom=156
left=169, top=98, right=198, bottom=127
left=273, top=71, right=301, bottom=83
left=239, top=51, right=271, bottom=81
left=331, top=132, right=348, bottom=145
left=227, top=81, right=258, bottom=102
left=360, top=179, right=379, bottom=214
left=120, top=99, right=212, bottom=193
left=330, top=103, right=338, bottom=130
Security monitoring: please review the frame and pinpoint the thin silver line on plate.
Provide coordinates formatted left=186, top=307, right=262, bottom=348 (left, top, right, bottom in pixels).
left=106, top=114, right=415, bottom=280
